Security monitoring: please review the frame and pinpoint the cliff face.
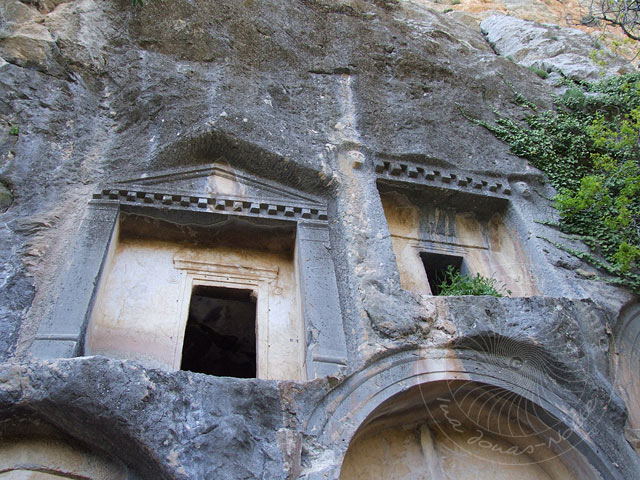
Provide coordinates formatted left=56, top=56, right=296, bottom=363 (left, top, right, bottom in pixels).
left=0, top=1, right=638, bottom=479
left=413, top=0, right=639, bottom=68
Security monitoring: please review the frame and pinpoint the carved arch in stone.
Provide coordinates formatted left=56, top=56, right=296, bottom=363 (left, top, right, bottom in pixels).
left=612, top=301, right=640, bottom=452
left=0, top=423, right=158, bottom=480
left=303, top=347, right=628, bottom=479
left=0, top=384, right=169, bottom=480
left=0, top=437, right=131, bottom=479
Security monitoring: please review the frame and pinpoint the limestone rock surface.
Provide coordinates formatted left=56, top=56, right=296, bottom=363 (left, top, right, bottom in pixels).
left=0, top=356, right=300, bottom=479
left=480, top=14, right=634, bottom=80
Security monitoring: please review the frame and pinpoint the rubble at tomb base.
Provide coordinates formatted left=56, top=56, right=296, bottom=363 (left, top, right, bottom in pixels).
left=0, top=0, right=638, bottom=478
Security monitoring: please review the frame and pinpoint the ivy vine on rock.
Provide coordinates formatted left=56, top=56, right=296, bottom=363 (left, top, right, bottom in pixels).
left=461, top=73, right=640, bottom=293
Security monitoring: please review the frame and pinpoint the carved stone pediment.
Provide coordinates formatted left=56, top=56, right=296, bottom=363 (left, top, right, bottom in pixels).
left=374, top=159, right=512, bottom=199
left=91, top=161, right=328, bottom=222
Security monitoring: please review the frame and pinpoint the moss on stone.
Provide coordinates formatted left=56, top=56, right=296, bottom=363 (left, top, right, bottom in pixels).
left=0, top=182, right=13, bottom=210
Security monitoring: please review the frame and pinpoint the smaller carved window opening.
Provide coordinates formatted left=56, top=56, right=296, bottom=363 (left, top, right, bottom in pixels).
left=420, top=252, right=466, bottom=295
left=181, top=285, right=257, bottom=378
left=377, top=182, right=537, bottom=297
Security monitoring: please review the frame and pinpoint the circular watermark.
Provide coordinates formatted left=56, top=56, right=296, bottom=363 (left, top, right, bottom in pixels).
left=417, top=307, right=614, bottom=467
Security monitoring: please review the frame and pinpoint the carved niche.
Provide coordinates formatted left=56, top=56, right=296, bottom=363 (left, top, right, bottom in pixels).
left=30, top=161, right=347, bottom=381
left=375, top=159, right=537, bottom=297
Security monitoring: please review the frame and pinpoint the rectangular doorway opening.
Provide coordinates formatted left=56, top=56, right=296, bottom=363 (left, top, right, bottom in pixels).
left=420, top=252, right=465, bottom=295
left=181, top=285, right=257, bottom=378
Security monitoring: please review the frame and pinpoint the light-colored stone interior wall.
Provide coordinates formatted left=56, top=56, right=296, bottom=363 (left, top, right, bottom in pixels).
left=0, top=438, right=127, bottom=480
left=339, top=379, right=602, bottom=480
left=86, top=231, right=303, bottom=381
left=340, top=422, right=578, bottom=480
left=380, top=190, right=537, bottom=296
left=339, top=378, right=605, bottom=480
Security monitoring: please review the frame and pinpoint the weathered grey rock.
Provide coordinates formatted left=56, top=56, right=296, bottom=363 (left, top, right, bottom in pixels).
left=0, top=0, right=67, bottom=77
left=480, top=14, right=634, bottom=80
left=0, top=356, right=307, bottom=479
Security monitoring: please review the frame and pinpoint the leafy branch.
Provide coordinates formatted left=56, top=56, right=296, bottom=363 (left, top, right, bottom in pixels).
left=437, top=266, right=510, bottom=297
left=586, top=0, right=640, bottom=41
left=464, top=73, right=640, bottom=293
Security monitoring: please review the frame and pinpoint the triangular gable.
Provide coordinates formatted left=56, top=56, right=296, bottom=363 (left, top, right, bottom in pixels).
left=107, top=161, right=325, bottom=209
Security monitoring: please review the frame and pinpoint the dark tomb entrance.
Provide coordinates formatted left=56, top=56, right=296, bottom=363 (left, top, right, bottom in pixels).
left=420, top=252, right=465, bottom=295
left=181, top=285, right=257, bottom=377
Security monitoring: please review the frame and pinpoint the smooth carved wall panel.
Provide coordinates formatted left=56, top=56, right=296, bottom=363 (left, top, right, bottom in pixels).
left=380, top=189, right=537, bottom=296
left=86, top=236, right=302, bottom=380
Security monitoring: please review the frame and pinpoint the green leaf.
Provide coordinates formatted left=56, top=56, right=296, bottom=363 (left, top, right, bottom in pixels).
left=466, top=74, right=640, bottom=292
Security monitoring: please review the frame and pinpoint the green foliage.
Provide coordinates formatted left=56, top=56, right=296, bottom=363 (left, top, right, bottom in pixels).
left=9, top=125, right=18, bottom=136
left=528, top=65, right=549, bottom=79
left=470, top=73, right=640, bottom=293
left=437, top=266, right=509, bottom=297
left=589, top=48, right=609, bottom=70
